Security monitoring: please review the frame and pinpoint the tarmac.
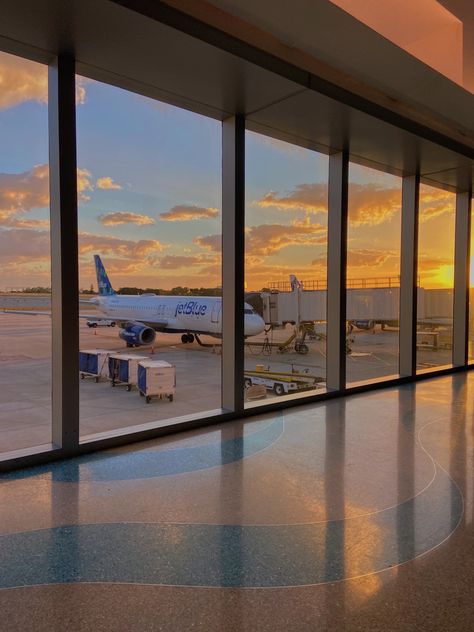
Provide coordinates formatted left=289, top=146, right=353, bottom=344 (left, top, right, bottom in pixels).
left=0, top=296, right=455, bottom=453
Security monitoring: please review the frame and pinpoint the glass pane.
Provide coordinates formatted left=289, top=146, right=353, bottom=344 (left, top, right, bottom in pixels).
left=76, top=77, right=222, bottom=437
left=416, top=184, right=455, bottom=371
left=346, top=164, right=402, bottom=385
left=244, top=131, right=328, bottom=406
left=0, top=51, right=51, bottom=453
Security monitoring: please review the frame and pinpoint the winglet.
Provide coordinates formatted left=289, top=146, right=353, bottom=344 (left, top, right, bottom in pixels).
left=94, top=255, right=116, bottom=296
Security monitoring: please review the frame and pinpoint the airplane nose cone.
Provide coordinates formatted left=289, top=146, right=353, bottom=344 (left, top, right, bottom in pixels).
left=244, top=314, right=265, bottom=337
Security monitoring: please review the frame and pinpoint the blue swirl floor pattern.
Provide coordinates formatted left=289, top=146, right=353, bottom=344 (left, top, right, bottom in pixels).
left=0, top=463, right=462, bottom=588
left=1, top=416, right=283, bottom=482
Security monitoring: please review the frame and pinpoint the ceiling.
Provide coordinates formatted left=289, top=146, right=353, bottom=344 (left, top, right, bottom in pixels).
left=0, top=0, right=471, bottom=191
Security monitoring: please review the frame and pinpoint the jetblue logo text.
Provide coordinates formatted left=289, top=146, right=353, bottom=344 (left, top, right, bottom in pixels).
left=175, top=302, right=207, bottom=317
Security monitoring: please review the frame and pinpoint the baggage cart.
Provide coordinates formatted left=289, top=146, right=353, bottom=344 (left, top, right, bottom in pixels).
left=79, top=349, right=111, bottom=382
left=137, top=360, right=176, bottom=403
left=108, top=354, right=148, bottom=390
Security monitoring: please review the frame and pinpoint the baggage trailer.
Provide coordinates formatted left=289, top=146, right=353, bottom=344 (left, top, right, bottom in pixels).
left=244, top=366, right=323, bottom=396
left=79, top=349, right=111, bottom=382
left=108, top=354, right=148, bottom=390
left=137, top=360, right=176, bottom=403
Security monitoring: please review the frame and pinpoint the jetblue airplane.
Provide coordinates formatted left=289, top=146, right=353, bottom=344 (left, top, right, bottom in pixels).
left=85, top=255, right=265, bottom=347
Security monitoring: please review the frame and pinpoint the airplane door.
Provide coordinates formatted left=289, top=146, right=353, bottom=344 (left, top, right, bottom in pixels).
left=211, top=301, right=221, bottom=323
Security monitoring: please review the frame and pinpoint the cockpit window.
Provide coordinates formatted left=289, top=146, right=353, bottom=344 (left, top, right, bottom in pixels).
left=244, top=309, right=254, bottom=314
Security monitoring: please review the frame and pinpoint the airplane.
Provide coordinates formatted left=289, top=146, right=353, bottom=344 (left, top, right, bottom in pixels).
left=3, top=255, right=266, bottom=348
left=85, top=255, right=266, bottom=347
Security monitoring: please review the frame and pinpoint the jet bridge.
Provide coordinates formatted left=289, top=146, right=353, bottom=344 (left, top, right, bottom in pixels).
left=259, top=278, right=454, bottom=327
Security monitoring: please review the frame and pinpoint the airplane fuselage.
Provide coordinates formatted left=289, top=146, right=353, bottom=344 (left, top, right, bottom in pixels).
left=89, top=294, right=265, bottom=338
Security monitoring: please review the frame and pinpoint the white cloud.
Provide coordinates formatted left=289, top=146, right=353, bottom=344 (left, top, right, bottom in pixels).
left=96, top=177, right=122, bottom=190
left=160, top=204, right=219, bottom=222
left=98, top=212, right=155, bottom=226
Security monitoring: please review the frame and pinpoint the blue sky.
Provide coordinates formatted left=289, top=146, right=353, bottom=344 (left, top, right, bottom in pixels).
left=0, top=50, right=459, bottom=291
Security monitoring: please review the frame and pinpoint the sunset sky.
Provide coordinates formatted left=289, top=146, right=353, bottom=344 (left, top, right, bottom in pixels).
left=0, top=50, right=462, bottom=292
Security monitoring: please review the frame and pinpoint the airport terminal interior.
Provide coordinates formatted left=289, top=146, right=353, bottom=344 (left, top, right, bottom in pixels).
left=0, top=0, right=473, bottom=630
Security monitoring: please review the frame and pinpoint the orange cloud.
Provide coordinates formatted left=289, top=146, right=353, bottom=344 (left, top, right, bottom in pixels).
left=0, top=52, right=87, bottom=109
left=159, top=205, right=219, bottom=221
left=0, top=54, right=48, bottom=110
left=0, top=164, right=94, bottom=221
left=257, top=182, right=403, bottom=226
left=246, top=223, right=326, bottom=256
left=96, top=177, right=122, bottom=190
left=0, top=214, right=49, bottom=228
left=158, top=254, right=219, bottom=270
left=258, top=183, right=327, bottom=214
left=195, top=220, right=326, bottom=257
left=0, top=164, right=49, bottom=216
left=76, top=167, right=94, bottom=202
left=98, top=212, right=155, bottom=226
left=0, top=228, right=50, bottom=263
left=419, top=187, right=455, bottom=221
left=418, top=254, right=453, bottom=271
left=312, top=249, right=398, bottom=268
left=348, top=184, right=401, bottom=225
left=78, top=232, right=167, bottom=260
left=193, top=234, right=222, bottom=252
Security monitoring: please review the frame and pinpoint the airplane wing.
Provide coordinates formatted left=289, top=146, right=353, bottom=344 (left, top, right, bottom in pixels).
left=3, top=310, right=169, bottom=329
left=2, top=310, right=108, bottom=320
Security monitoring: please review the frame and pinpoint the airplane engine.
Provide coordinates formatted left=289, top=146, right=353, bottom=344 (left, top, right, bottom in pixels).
left=119, top=322, right=156, bottom=346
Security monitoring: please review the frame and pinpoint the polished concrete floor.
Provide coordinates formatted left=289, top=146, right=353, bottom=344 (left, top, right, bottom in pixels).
left=1, top=372, right=474, bottom=630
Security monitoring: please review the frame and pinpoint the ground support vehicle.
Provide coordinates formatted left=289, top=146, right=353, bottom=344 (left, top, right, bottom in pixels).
left=244, top=366, right=323, bottom=396
left=86, top=319, right=116, bottom=328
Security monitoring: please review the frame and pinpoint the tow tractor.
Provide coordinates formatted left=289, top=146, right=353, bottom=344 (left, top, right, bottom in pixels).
left=244, top=365, right=323, bottom=396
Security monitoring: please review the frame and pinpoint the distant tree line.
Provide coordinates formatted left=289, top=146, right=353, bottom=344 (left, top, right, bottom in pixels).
left=15, top=287, right=52, bottom=294
left=117, top=286, right=222, bottom=296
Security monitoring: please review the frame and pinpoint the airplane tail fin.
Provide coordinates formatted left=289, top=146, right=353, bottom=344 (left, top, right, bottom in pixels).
left=290, top=274, right=303, bottom=291
left=94, top=255, right=116, bottom=296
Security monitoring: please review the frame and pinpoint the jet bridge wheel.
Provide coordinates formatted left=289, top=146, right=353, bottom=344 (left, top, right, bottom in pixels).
left=295, top=343, right=309, bottom=355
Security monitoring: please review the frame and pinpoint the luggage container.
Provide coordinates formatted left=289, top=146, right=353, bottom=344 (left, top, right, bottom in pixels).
left=108, top=354, right=148, bottom=390
left=137, top=360, right=176, bottom=403
left=79, top=349, right=111, bottom=382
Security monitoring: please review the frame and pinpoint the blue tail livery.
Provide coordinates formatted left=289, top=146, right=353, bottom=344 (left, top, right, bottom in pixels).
left=94, top=254, right=116, bottom=296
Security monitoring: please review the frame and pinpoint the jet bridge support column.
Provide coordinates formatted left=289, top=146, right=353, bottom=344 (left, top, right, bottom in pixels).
left=222, top=114, right=245, bottom=413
